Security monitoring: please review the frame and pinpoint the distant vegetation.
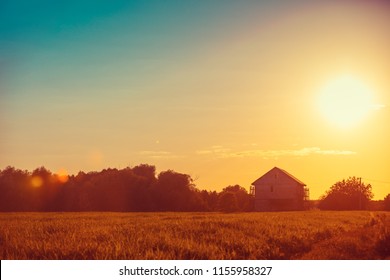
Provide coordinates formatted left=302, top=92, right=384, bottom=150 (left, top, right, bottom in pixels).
left=1, top=165, right=388, bottom=212
left=0, top=212, right=389, bottom=260
left=385, top=194, right=390, bottom=211
left=0, top=165, right=252, bottom=212
left=318, top=176, right=374, bottom=210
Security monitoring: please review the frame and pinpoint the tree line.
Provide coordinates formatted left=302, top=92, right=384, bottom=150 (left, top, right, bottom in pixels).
left=317, top=176, right=390, bottom=211
left=0, top=165, right=253, bottom=212
left=1, top=165, right=389, bottom=212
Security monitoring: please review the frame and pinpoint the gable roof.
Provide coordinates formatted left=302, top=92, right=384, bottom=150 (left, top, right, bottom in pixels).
left=251, top=167, right=306, bottom=186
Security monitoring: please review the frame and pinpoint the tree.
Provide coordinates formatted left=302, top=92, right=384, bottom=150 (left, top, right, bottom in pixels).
left=0, top=166, right=30, bottom=211
left=154, top=170, right=196, bottom=211
left=198, top=190, right=219, bottom=211
left=132, top=164, right=156, bottom=185
left=219, top=185, right=253, bottom=211
left=384, top=194, right=390, bottom=211
left=218, top=191, right=239, bottom=212
left=318, top=176, right=373, bottom=210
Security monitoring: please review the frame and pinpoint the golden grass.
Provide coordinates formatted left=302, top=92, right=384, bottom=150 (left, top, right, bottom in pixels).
left=0, top=211, right=389, bottom=260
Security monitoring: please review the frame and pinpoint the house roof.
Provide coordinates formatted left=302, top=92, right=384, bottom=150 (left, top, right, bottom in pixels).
left=251, top=167, right=306, bottom=186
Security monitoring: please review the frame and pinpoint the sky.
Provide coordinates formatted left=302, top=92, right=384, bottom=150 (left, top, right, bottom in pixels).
left=1, top=0, right=389, bottom=199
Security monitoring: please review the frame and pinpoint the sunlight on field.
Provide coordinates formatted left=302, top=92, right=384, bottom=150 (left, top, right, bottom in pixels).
left=0, top=212, right=389, bottom=260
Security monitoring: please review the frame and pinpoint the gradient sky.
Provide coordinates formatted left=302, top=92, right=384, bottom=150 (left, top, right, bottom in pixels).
left=1, top=0, right=389, bottom=199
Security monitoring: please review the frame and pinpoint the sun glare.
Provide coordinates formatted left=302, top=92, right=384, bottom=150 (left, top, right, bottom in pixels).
left=56, top=168, right=69, bottom=184
left=317, top=75, right=374, bottom=128
left=31, top=176, right=43, bottom=188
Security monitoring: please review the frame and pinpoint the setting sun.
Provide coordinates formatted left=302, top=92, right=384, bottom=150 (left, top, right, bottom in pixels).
left=56, top=168, right=69, bottom=184
left=317, top=75, right=374, bottom=128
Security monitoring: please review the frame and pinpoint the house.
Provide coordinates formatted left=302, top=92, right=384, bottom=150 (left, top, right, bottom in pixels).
left=250, top=167, right=309, bottom=211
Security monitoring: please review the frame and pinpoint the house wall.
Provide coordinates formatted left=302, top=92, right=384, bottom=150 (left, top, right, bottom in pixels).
left=253, top=169, right=304, bottom=200
left=252, top=168, right=305, bottom=211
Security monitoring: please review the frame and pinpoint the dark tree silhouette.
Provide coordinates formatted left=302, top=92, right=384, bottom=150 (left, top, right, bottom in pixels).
left=318, top=177, right=373, bottom=210
left=198, top=190, right=219, bottom=211
left=153, top=170, right=197, bottom=211
left=218, top=191, right=239, bottom=212
left=0, top=166, right=29, bottom=211
left=219, top=185, right=253, bottom=212
left=0, top=165, right=254, bottom=212
left=384, top=194, right=390, bottom=211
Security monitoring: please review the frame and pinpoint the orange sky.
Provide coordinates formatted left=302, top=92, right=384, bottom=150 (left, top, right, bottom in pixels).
left=1, top=0, right=389, bottom=199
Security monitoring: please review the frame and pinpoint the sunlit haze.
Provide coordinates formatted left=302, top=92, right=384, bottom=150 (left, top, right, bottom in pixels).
left=1, top=0, right=389, bottom=199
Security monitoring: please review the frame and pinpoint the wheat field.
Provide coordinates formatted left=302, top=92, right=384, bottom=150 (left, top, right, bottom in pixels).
left=0, top=211, right=389, bottom=260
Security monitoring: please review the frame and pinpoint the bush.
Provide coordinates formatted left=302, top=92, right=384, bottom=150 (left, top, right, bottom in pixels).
left=318, top=177, right=373, bottom=210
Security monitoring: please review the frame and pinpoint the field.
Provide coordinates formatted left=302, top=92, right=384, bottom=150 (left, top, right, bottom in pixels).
left=0, top=211, right=389, bottom=260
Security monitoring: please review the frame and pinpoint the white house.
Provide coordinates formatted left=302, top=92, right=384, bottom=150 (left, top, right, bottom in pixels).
left=250, top=167, right=309, bottom=211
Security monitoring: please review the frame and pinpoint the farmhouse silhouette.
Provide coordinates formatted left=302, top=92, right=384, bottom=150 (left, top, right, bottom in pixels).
left=250, top=167, right=309, bottom=211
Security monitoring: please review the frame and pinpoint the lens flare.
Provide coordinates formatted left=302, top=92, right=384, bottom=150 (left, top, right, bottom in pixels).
left=31, top=176, right=43, bottom=188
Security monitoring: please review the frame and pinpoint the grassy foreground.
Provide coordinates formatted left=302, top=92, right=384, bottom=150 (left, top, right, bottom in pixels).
left=0, top=211, right=389, bottom=260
